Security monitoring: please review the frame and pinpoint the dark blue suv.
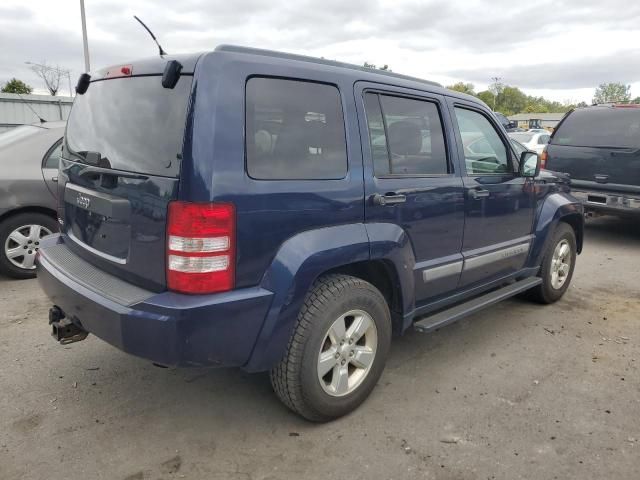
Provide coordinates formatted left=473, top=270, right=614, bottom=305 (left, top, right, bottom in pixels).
left=38, top=46, right=583, bottom=421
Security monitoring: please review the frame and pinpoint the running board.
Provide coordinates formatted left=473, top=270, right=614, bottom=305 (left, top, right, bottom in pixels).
left=413, top=277, right=542, bottom=333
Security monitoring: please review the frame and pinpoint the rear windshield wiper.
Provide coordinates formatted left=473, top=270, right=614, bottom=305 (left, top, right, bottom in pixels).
left=77, top=164, right=149, bottom=180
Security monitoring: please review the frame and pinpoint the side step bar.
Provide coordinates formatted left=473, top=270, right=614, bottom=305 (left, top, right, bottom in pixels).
left=414, top=277, right=542, bottom=333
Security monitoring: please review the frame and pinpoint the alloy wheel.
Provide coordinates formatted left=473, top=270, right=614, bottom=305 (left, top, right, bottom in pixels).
left=4, top=224, right=52, bottom=270
left=550, top=239, right=571, bottom=289
left=317, top=309, right=378, bottom=397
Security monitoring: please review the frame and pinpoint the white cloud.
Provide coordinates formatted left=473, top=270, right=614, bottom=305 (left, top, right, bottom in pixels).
left=0, top=0, right=638, bottom=102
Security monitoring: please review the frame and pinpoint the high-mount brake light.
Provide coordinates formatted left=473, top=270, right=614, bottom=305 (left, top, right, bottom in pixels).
left=104, top=65, right=133, bottom=79
left=166, top=202, right=235, bottom=294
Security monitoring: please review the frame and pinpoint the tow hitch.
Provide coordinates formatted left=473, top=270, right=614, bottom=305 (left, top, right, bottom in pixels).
left=49, top=306, right=88, bottom=344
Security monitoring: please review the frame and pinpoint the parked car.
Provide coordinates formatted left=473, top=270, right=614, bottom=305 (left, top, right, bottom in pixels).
left=0, top=122, right=63, bottom=278
left=510, top=138, right=528, bottom=157
left=545, top=104, right=640, bottom=217
left=508, top=131, right=550, bottom=155
left=493, top=111, right=519, bottom=132
left=37, top=46, right=583, bottom=421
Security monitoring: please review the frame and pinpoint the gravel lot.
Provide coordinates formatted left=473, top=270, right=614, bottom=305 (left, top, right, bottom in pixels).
left=1, top=216, right=638, bottom=480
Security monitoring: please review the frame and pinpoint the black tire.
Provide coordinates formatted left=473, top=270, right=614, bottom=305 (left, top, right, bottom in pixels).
left=528, top=222, right=576, bottom=304
left=0, top=212, right=58, bottom=279
left=270, top=274, right=392, bottom=422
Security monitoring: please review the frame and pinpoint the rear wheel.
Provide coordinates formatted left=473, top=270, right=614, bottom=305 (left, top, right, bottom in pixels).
left=270, top=274, right=392, bottom=422
left=0, top=213, right=58, bottom=279
left=528, top=222, right=576, bottom=304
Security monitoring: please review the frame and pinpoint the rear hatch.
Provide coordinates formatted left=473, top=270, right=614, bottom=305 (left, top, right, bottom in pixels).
left=546, top=106, right=640, bottom=191
left=59, top=58, right=196, bottom=291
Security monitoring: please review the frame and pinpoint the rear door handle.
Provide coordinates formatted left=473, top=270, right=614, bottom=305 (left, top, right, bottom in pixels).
left=52, top=177, right=58, bottom=183
left=611, top=148, right=640, bottom=157
left=372, top=193, right=407, bottom=206
left=469, top=189, right=490, bottom=199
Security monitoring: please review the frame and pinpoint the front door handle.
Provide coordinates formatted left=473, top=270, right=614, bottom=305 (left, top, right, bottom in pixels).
left=372, top=193, right=407, bottom=206
left=469, top=188, right=490, bottom=199
left=52, top=176, right=58, bottom=183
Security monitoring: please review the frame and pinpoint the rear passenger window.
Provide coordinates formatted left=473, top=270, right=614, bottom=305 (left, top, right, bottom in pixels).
left=44, top=139, right=63, bottom=169
left=246, top=77, right=347, bottom=180
left=364, top=93, right=448, bottom=176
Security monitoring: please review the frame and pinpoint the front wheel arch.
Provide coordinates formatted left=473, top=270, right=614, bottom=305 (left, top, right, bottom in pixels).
left=560, top=214, right=584, bottom=254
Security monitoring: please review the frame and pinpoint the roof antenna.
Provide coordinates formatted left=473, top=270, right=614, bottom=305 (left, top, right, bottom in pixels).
left=16, top=93, right=46, bottom=123
left=133, top=15, right=167, bottom=57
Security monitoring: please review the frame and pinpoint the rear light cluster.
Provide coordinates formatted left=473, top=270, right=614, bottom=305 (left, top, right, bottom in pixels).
left=540, top=149, right=548, bottom=169
left=167, top=201, right=235, bottom=294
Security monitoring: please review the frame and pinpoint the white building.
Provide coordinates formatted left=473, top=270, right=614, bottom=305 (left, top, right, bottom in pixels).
left=508, top=112, right=566, bottom=130
left=0, top=93, right=73, bottom=133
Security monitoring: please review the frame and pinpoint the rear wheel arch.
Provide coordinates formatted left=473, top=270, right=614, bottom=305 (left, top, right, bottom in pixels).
left=325, top=260, right=404, bottom=335
left=0, top=206, right=57, bottom=224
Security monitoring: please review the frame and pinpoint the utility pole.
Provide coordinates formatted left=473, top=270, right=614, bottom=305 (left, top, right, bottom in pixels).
left=490, top=76, right=502, bottom=111
left=80, top=0, right=91, bottom=72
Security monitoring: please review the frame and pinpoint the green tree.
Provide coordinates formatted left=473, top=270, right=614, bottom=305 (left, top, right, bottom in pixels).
left=1, top=78, right=33, bottom=94
left=592, top=82, right=631, bottom=104
left=632, top=97, right=640, bottom=105
left=477, top=90, right=495, bottom=107
left=446, top=82, right=476, bottom=96
left=495, top=86, right=528, bottom=115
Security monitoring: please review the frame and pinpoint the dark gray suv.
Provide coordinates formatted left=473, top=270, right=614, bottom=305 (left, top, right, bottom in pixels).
left=0, top=122, right=63, bottom=278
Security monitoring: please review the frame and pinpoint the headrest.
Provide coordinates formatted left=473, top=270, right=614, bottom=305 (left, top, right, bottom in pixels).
left=388, top=121, right=422, bottom=156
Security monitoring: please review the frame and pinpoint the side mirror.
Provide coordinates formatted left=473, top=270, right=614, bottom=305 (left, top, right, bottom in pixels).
left=519, top=151, right=540, bottom=177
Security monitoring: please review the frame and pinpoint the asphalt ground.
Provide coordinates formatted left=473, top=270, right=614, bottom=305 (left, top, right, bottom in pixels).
left=1, top=215, right=638, bottom=479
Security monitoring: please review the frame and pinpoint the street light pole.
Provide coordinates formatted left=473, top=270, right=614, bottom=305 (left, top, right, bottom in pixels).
left=490, top=76, right=502, bottom=111
left=80, top=0, right=91, bottom=72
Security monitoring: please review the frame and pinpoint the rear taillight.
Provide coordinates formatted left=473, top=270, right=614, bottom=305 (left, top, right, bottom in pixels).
left=540, top=149, right=548, bottom=169
left=167, top=201, right=235, bottom=294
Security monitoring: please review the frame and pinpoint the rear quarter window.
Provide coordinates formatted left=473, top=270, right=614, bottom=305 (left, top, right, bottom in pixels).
left=245, top=77, right=348, bottom=180
left=553, top=108, right=640, bottom=148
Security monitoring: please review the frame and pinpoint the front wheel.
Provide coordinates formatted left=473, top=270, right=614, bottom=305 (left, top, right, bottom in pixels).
left=270, top=274, right=392, bottom=422
left=528, top=222, right=577, bottom=304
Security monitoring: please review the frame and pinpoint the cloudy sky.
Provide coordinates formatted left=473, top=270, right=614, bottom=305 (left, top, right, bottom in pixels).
left=1, top=0, right=639, bottom=103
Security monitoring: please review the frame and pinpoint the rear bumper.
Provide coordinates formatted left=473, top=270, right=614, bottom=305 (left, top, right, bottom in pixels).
left=571, top=189, right=640, bottom=216
left=37, top=235, right=274, bottom=368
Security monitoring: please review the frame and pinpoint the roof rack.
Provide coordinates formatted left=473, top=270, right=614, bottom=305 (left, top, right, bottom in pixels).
left=215, top=44, right=442, bottom=88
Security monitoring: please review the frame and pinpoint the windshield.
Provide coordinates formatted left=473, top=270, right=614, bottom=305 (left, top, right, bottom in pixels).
left=64, top=75, right=193, bottom=177
left=0, top=125, right=43, bottom=150
left=553, top=108, right=640, bottom=148
left=510, top=133, right=534, bottom=143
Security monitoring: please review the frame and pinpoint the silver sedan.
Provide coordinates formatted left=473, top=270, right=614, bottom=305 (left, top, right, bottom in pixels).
left=0, top=121, right=64, bottom=278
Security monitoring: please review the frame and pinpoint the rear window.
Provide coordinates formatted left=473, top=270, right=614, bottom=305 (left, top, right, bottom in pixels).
left=245, top=77, right=348, bottom=180
left=64, top=76, right=192, bottom=177
left=553, top=108, right=640, bottom=148
left=494, top=112, right=509, bottom=126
